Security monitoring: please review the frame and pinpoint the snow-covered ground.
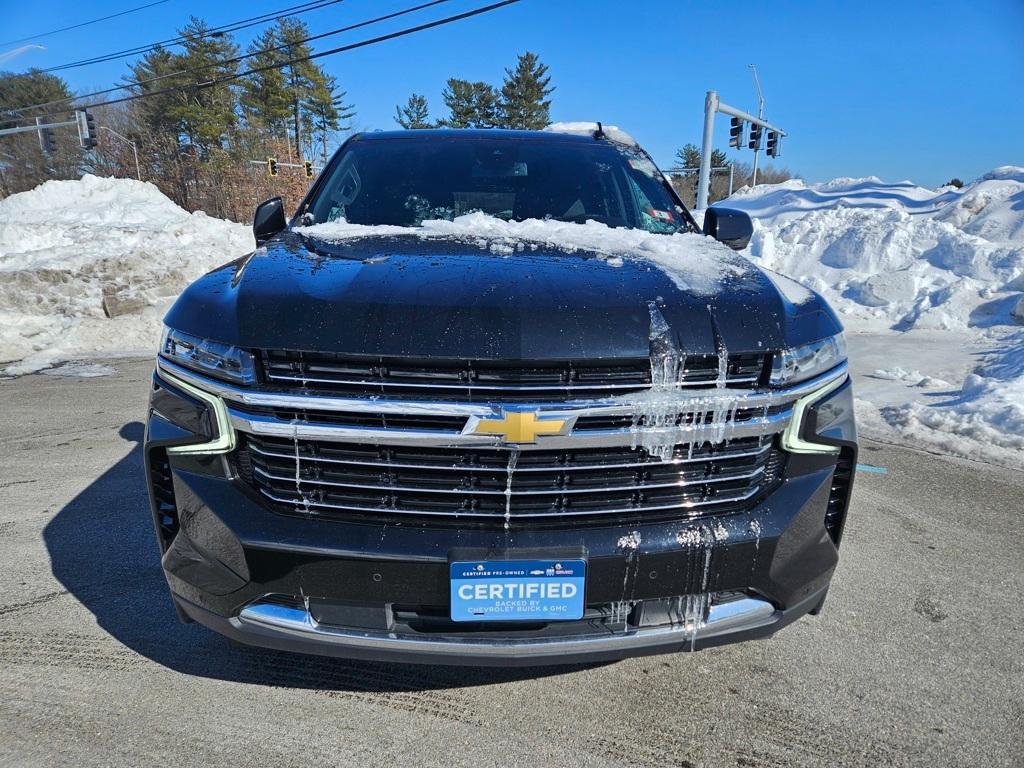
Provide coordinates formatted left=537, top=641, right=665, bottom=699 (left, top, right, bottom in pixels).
left=725, top=167, right=1024, bottom=467
left=0, top=175, right=253, bottom=376
left=1, top=168, right=1022, bottom=469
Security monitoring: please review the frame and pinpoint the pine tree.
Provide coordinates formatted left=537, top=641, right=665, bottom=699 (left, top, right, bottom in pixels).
left=172, top=17, right=239, bottom=151
left=499, top=52, right=553, bottom=129
left=276, top=17, right=320, bottom=160
left=468, top=82, right=499, bottom=128
left=303, top=74, right=355, bottom=165
left=674, top=143, right=729, bottom=170
left=441, top=79, right=473, bottom=127
left=675, top=144, right=700, bottom=170
left=0, top=69, right=73, bottom=123
left=126, top=46, right=182, bottom=136
left=239, top=28, right=292, bottom=135
left=670, top=144, right=735, bottom=206
left=394, top=94, right=433, bottom=129
left=441, top=79, right=500, bottom=128
left=272, top=18, right=354, bottom=161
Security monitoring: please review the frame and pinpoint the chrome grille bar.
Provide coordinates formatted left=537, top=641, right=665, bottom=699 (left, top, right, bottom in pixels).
left=258, top=485, right=763, bottom=518
left=264, top=372, right=762, bottom=391
left=228, top=407, right=790, bottom=449
left=252, top=464, right=766, bottom=496
left=246, top=439, right=772, bottom=471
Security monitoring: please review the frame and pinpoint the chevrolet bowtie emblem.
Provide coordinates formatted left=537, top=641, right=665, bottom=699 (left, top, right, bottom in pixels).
left=472, top=410, right=572, bottom=444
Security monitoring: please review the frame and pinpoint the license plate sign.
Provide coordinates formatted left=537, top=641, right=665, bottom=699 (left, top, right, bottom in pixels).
left=449, top=559, right=586, bottom=622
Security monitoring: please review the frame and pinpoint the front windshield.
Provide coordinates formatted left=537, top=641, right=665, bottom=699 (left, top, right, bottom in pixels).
left=305, top=136, right=688, bottom=234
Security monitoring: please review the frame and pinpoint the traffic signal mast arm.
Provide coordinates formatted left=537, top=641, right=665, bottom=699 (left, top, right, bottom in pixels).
left=0, top=117, right=78, bottom=137
left=0, top=109, right=98, bottom=151
left=697, top=90, right=787, bottom=209
left=713, top=95, right=787, bottom=138
left=248, top=158, right=319, bottom=177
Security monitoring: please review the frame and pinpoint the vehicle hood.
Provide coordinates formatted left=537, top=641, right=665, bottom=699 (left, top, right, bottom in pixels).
left=165, top=230, right=842, bottom=360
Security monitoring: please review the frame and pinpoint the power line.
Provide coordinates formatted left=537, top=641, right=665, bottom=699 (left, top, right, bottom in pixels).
left=38, top=0, right=346, bottom=74
left=17, top=0, right=521, bottom=122
left=0, top=0, right=170, bottom=47
left=16, top=0, right=451, bottom=115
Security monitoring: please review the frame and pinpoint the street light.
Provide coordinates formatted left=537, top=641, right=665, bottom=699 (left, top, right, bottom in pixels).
left=99, top=126, right=141, bottom=181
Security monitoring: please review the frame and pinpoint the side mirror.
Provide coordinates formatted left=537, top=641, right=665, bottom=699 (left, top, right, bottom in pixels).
left=253, top=197, right=287, bottom=245
left=702, top=207, right=753, bottom=251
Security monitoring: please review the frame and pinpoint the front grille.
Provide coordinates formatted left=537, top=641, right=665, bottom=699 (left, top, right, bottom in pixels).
left=236, top=434, right=783, bottom=525
left=259, top=351, right=770, bottom=401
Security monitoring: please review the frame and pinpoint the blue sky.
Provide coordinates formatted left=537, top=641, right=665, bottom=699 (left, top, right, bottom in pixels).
left=4, top=0, right=1022, bottom=187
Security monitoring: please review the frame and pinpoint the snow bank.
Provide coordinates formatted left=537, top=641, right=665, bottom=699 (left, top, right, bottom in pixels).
left=298, top=211, right=747, bottom=294
left=0, top=175, right=253, bottom=375
left=727, top=168, right=1024, bottom=332
left=727, top=168, right=1024, bottom=467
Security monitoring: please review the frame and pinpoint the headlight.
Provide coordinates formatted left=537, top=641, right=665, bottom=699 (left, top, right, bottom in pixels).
left=160, top=327, right=256, bottom=385
left=771, top=333, right=847, bottom=386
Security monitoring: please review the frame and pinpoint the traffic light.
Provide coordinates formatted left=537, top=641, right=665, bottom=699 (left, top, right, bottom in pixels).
left=267, top=157, right=279, bottom=177
left=748, top=123, right=763, bottom=150
left=75, top=110, right=97, bottom=149
left=36, top=118, right=56, bottom=154
left=303, top=160, right=313, bottom=179
left=766, top=130, right=781, bottom=158
left=728, top=117, right=744, bottom=149
left=38, top=127, right=56, bottom=154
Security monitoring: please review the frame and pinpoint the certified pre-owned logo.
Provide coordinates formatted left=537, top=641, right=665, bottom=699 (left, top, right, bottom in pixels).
left=470, top=409, right=575, bottom=444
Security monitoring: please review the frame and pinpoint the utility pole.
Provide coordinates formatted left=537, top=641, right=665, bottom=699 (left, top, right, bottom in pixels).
left=319, top=104, right=329, bottom=168
left=293, top=94, right=303, bottom=162
left=749, top=64, right=765, bottom=187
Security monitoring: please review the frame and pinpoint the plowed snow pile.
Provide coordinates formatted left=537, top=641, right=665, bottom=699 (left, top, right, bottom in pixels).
left=0, top=175, right=253, bottom=375
left=726, top=166, right=1024, bottom=467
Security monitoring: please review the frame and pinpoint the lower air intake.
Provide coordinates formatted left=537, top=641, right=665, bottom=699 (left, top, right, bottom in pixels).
left=825, top=448, right=856, bottom=544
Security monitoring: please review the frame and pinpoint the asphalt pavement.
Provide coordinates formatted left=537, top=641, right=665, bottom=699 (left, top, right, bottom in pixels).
left=0, top=358, right=1021, bottom=767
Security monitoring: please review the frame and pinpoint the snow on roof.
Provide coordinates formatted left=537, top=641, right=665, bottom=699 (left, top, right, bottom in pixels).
left=544, top=121, right=638, bottom=146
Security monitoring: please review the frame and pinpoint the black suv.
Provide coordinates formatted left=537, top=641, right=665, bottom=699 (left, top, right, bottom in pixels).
left=145, top=127, right=856, bottom=665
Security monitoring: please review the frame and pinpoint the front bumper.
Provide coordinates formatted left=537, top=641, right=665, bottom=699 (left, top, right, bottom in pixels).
left=173, top=588, right=829, bottom=667
left=144, top=365, right=857, bottom=666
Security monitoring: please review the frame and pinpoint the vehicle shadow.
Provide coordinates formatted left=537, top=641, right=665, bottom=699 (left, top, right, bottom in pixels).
left=42, top=421, right=591, bottom=691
